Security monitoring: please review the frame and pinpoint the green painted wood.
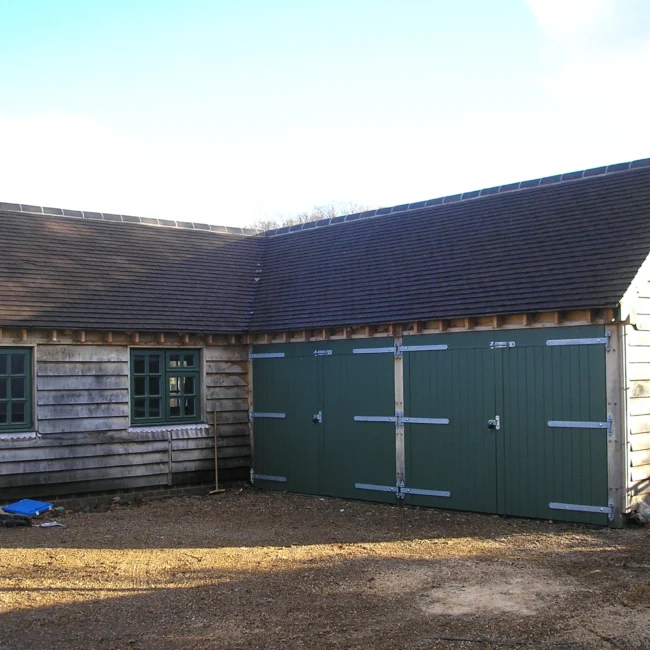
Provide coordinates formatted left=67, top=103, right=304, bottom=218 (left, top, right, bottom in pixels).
left=252, top=338, right=395, bottom=501
left=252, top=327, right=609, bottom=525
left=403, top=331, right=498, bottom=512
left=321, top=338, right=395, bottom=503
left=403, top=326, right=609, bottom=524
left=500, top=325, right=608, bottom=525
left=252, top=342, right=320, bottom=494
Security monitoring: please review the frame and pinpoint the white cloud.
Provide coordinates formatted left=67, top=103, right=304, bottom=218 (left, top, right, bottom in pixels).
left=526, top=0, right=613, bottom=43
left=525, top=0, right=650, bottom=155
left=0, top=112, right=262, bottom=225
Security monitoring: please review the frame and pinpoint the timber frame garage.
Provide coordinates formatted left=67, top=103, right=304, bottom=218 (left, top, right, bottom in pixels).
left=2, top=158, right=650, bottom=526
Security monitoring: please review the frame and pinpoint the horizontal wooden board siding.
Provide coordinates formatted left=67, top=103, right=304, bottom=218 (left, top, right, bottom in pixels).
left=36, top=345, right=129, bottom=436
left=204, top=345, right=251, bottom=476
left=0, top=342, right=251, bottom=499
left=626, top=326, right=650, bottom=506
left=0, top=430, right=169, bottom=499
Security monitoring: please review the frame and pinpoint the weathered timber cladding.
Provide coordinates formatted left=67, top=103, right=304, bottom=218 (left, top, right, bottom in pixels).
left=626, top=325, right=650, bottom=506
left=0, top=341, right=251, bottom=499
left=36, top=345, right=130, bottom=435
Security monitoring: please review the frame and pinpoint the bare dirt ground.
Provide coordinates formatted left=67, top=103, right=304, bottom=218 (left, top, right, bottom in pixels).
left=1, top=489, right=649, bottom=650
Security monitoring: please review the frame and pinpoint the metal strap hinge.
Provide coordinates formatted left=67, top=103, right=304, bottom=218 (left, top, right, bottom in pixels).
left=250, top=471, right=287, bottom=484
left=549, top=499, right=614, bottom=521
left=249, top=352, right=286, bottom=361
left=547, top=414, right=613, bottom=436
left=395, top=481, right=451, bottom=500
left=249, top=409, right=286, bottom=421
left=400, top=344, right=449, bottom=352
left=546, top=330, right=611, bottom=351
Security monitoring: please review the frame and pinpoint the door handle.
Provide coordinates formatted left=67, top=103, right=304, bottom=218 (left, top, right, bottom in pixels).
left=313, top=410, right=323, bottom=424
left=487, top=415, right=501, bottom=430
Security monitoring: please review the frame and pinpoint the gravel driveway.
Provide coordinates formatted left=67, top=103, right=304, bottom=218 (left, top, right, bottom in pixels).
left=1, top=489, right=649, bottom=649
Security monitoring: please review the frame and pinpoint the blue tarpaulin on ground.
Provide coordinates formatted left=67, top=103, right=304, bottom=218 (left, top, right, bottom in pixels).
left=2, top=499, right=53, bottom=517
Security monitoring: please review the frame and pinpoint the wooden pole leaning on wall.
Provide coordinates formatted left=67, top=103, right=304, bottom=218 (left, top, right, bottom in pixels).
left=209, top=405, right=226, bottom=495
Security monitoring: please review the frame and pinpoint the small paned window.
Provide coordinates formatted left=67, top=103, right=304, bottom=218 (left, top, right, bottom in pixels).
left=0, top=348, right=32, bottom=432
left=130, top=349, right=200, bottom=425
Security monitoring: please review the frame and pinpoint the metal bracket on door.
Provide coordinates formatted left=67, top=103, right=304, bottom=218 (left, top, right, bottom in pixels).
left=250, top=470, right=287, bottom=484
left=249, top=352, right=286, bottom=361
left=353, top=343, right=448, bottom=359
left=402, top=416, right=450, bottom=425
left=400, top=485, right=451, bottom=499
left=400, top=344, right=449, bottom=353
left=549, top=499, right=614, bottom=521
left=354, top=481, right=453, bottom=500
left=249, top=409, right=286, bottom=421
left=490, top=341, right=515, bottom=349
left=312, top=410, right=323, bottom=424
left=546, top=330, right=611, bottom=351
left=354, top=482, right=400, bottom=495
left=547, top=414, right=613, bottom=436
left=354, top=412, right=449, bottom=429
left=352, top=346, right=397, bottom=355
left=353, top=415, right=397, bottom=423
left=487, top=415, right=501, bottom=430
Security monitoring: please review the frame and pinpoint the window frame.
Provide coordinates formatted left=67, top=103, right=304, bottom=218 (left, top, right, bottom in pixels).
left=130, top=349, right=201, bottom=426
left=0, top=347, right=33, bottom=433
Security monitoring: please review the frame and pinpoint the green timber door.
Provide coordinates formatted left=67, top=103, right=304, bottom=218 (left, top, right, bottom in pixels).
left=499, top=326, right=608, bottom=525
left=251, top=338, right=396, bottom=501
left=251, top=343, right=321, bottom=494
left=403, top=332, right=500, bottom=513
left=403, top=326, right=609, bottom=524
left=321, top=338, right=396, bottom=503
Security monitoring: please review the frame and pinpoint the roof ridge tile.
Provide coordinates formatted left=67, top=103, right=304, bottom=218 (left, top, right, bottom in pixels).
left=263, top=156, right=650, bottom=237
left=0, top=202, right=262, bottom=237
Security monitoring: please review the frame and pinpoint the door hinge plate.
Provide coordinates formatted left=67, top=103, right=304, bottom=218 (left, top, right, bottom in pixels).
left=549, top=499, right=614, bottom=520
left=402, top=417, right=450, bottom=425
left=250, top=471, right=287, bottom=484
left=249, top=409, right=286, bottom=421
left=354, top=415, right=396, bottom=423
left=546, top=331, right=611, bottom=350
left=249, top=352, right=286, bottom=361
left=548, top=414, right=613, bottom=435
left=354, top=482, right=399, bottom=494
left=352, top=346, right=396, bottom=355
left=400, top=344, right=449, bottom=352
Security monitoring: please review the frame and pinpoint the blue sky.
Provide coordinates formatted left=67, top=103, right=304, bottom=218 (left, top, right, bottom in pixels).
left=1, top=0, right=649, bottom=226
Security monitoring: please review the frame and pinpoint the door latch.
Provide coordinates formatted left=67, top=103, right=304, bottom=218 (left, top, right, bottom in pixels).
left=487, top=415, right=501, bottom=430
left=312, top=410, right=323, bottom=424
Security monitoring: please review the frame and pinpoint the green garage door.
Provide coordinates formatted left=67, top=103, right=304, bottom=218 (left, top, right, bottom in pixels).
left=500, top=327, right=608, bottom=525
left=403, top=331, right=500, bottom=513
left=321, top=338, right=396, bottom=503
left=251, top=343, right=321, bottom=494
left=251, top=338, right=395, bottom=502
left=403, top=326, right=609, bottom=525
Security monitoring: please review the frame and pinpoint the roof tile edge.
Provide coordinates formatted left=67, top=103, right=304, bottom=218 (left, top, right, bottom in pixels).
left=0, top=202, right=263, bottom=237
left=263, top=156, right=650, bottom=237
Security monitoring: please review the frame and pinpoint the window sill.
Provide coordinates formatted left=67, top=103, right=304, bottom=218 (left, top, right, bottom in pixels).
left=0, top=431, right=38, bottom=441
left=127, top=423, right=208, bottom=433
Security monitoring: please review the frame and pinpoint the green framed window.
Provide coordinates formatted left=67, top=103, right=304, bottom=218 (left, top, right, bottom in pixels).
left=130, top=349, right=201, bottom=425
left=0, top=348, right=33, bottom=432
